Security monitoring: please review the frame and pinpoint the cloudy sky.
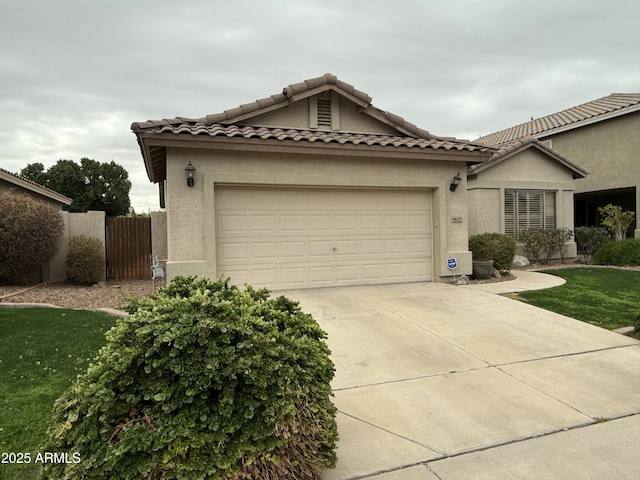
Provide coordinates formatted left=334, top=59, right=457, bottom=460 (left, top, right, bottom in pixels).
left=2, top=0, right=639, bottom=212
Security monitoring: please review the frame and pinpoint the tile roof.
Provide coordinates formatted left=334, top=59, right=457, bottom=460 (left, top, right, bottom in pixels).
left=0, top=167, right=73, bottom=205
left=133, top=74, right=494, bottom=183
left=132, top=73, right=442, bottom=140
left=468, top=136, right=588, bottom=178
left=476, top=93, right=640, bottom=145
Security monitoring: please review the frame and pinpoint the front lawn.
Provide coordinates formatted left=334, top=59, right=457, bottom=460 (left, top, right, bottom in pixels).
left=0, top=308, right=116, bottom=480
left=517, top=267, right=640, bottom=330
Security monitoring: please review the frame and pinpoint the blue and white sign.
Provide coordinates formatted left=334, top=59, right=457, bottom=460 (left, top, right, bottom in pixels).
left=447, top=257, right=458, bottom=270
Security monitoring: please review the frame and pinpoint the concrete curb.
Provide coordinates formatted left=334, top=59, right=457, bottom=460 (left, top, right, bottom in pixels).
left=0, top=302, right=60, bottom=309
left=0, top=283, right=44, bottom=301
left=0, top=302, right=129, bottom=318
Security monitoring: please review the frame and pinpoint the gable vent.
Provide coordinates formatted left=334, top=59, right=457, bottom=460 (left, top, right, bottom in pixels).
left=317, top=97, right=332, bottom=128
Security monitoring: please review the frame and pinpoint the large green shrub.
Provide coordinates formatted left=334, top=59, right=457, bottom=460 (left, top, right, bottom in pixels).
left=0, top=190, right=64, bottom=283
left=519, top=228, right=573, bottom=264
left=593, top=238, right=640, bottom=266
left=468, top=232, right=516, bottom=271
left=66, top=235, right=105, bottom=284
left=574, top=226, right=610, bottom=264
left=42, top=276, right=338, bottom=479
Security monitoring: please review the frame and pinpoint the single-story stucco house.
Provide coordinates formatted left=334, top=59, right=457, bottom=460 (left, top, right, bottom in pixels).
left=477, top=93, right=640, bottom=238
left=132, top=74, right=500, bottom=288
left=467, top=136, right=588, bottom=258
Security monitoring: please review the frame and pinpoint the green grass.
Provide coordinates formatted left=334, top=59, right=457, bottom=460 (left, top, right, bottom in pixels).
left=517, top=268, right=640, bottom=330
left=0, top=308, right=116, bottom=480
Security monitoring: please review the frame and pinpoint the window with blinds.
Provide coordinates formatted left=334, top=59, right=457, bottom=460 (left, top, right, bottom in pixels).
left=504, top=190, right=555, bottom=239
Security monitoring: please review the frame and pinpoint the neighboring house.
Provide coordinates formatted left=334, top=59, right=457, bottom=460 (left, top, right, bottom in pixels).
left=132, top=73, right=495, bottom=289
left=477, top=94, right=640, bottom=238
left=0, top=167, right=73, bottom=282
left=0, top=167, right=72, bottom=208
left=466, top=137, right=588, bottom=257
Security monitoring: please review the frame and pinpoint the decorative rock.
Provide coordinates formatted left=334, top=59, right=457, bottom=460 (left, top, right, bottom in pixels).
left=512, top=255, right=531, bottom=268
left=456, top=275, right=470, bottom=285
left=492, top=268, right=502, bottom=278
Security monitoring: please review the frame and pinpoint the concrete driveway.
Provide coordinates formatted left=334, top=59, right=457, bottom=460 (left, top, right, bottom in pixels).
left=277, top=275, right=640, bottom=479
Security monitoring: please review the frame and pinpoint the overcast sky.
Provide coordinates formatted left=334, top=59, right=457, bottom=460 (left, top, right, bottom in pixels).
left=2, top=0, right=639, bottom=212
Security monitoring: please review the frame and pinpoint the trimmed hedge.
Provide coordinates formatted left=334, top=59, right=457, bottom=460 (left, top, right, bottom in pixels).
left=593, top=238, right=640, bottom=266
left=42, top=276, right=338, bottom=479
left=0, top=191, right=64, bottom=283
left=469, top=233, right=516, bottom=271
left=66, top=235, right=105, bottom=284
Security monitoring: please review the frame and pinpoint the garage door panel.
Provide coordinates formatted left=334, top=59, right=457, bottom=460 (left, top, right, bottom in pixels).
left=252, top=242, right=279, bottom=259
left=280, top=215, right=305, bottom=232
left=219, top=214, right=247, bottom=234
left=250, top=215, right=278, bottom=232
left=215, top=186, right=432, bottom=289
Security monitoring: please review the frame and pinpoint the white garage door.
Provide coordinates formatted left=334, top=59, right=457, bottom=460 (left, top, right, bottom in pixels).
left=215, top=186, right=433, bottom=289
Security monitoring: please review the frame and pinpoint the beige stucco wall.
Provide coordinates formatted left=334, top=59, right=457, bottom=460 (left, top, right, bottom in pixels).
left=541, top=112, right=640, bottom=237
left=151, top=211, right=168, bottom=261
left=467, top=148, right=578, bottom=259
left=247, top=93, right=400, bottom=135
left=547, top=113, right=639, bottom=193
left=164, top=147, right=472, bottom=282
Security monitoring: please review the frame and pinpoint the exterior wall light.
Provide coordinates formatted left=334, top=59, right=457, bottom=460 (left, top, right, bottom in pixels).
left=449, top=171, right=462, bottom=191
left=185, top=161, right=196, bottom=187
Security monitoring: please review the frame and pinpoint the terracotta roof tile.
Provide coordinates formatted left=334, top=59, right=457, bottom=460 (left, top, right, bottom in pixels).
left=477, top=93, right=640, bottom=145
left=140, top=122, right=488, bottom=152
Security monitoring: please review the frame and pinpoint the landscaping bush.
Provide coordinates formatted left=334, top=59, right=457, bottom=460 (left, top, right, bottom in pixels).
left=598, top=203, right=635, bottom=240
left=468, top=232, right=516, bottom=271
left=42, top=276, right=338, bottom=480
left=593, top=238, right=640, bottom=266
left=574, top=226, right=610, bottom=264
left=519, top=228, right=573, bottom=264
left=0, top=191, right=64, bottom=283
left=66, top=235, right=105, bottom=284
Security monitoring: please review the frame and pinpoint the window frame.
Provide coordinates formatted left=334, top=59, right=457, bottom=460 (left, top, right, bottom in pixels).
left=504, top=189, right=556, bottom=240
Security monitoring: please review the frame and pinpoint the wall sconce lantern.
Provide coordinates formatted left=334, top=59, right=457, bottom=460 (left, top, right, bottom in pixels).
left=185, top=161, right=196, bottom=187
left=449, top=171, right=462, bottom=192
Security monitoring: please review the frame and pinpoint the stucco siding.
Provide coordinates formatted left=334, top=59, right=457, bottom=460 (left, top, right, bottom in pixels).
left=478, top=149, right=574, bottom=184
left=164, top=147, right=471, bottom=282
left=546, top=112, right=640, bottom=194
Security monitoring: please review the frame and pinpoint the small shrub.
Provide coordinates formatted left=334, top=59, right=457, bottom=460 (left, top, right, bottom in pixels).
left=635, top=313, right=640, bottom=334
left=519, top=228, right=573, bottom=264
left=468, top=232, right=516, bottom=271
left=42, top=276, right=338, bottom=480
left=0, top=190, right=64, bottom=283
left=575, top=227, right=610, bottom=264
left=593, top=238, right=640, bottom=266
left=66, top=235, right=105, bottom=284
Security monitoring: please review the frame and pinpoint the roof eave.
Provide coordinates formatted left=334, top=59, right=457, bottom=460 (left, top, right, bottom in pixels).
left=135, top=132, right=492, bottom=184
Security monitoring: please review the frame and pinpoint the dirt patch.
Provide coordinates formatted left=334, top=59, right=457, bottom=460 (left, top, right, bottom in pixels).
left=0, top=280, right=164, bottom=310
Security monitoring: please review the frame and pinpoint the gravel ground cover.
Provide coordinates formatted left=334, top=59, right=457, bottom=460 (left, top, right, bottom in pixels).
left=0, top=280, right=164, bottom=310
